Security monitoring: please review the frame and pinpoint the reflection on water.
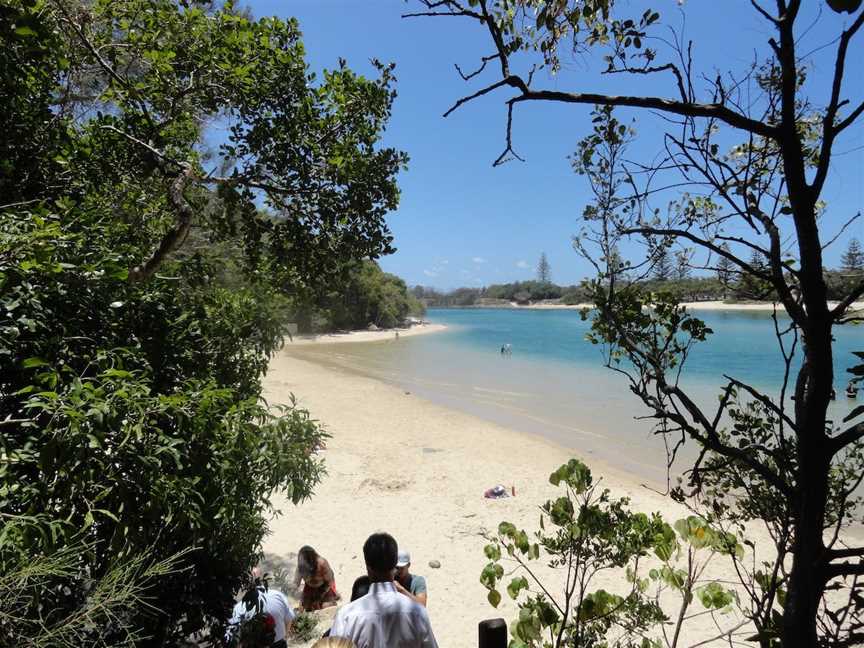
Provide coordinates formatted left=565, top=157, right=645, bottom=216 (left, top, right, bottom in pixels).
left=286, top=308, right=864, bottom=488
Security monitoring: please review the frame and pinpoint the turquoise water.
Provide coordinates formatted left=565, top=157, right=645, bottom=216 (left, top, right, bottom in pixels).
left=424, top=308, right=864, bottom=392
left=288, top=308, right=864, bottom=485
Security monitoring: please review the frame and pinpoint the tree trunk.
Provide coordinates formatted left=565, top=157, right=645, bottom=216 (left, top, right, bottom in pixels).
left=781, top=315, right=832, bottom=647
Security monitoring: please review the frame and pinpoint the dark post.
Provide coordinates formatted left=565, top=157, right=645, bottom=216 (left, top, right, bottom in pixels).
left=479, top=618, right=507, bottom=648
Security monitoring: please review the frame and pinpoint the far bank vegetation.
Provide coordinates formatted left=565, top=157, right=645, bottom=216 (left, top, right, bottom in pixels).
left=417, top=238, right=864, bottom=308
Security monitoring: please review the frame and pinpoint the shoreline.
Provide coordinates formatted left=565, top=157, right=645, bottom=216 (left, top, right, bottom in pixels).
left=262, top=350, right=767, bottom=646
left=432, top=300, right=864, bottom=312
left=287, top=322, right=447, bottom=345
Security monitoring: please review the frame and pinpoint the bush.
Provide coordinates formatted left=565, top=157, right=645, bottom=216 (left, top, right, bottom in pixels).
left=0, top=517, right=183, bottom=648
left=1, top=209, right=327, bottom=644
left=480, top=460, right=743, bottom=648
left=290, top=611, right=320, bottom=643
left=1, top=0, right=403, bottom=643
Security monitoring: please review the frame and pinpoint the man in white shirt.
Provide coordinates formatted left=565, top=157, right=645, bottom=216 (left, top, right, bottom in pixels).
left=330, top=533, right=439, bottom=648
left=226, top=567, right=295, bottom=647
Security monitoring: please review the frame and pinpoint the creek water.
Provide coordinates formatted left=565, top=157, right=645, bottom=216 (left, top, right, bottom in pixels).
left=286, top=307, right=864, bottom=487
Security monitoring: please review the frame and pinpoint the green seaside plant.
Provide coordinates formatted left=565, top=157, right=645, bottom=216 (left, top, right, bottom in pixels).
left=0, top=517, right=185, bottom=648
left=480, top=459, right=743, bottom=648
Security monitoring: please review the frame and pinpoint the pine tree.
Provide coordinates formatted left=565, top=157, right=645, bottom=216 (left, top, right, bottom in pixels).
left=735, top=250, right=772, bottom=300
left=716, top=244, right=735, bottom=299
left=537, top=252, right=552, bottom=283
left=841, top=238, right=864, bottom=273
left=674, top=249, right=692, bottom=281
left=652, top=247, right=672, bottom=282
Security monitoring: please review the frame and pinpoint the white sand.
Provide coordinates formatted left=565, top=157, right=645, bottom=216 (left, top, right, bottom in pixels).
left=288, top=323, right=447, bottom=346
left=262, top=352, right=775, bottom=647
left=681, top=300, right=864, bottom=312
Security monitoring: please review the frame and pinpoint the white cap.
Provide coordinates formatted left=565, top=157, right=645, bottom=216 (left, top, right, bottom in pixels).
left=396, top=550, right=411, bottom=567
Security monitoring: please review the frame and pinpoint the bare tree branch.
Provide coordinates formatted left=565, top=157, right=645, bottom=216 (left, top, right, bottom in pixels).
left=811, top=9, right=864, bottom=199
left=455, top=54, right=500, bottom=81
left=510, top=88, right=778, bottom=139
left=830, top=422, right=864, bottom=455
left=127, top=167, right=195, bottom=283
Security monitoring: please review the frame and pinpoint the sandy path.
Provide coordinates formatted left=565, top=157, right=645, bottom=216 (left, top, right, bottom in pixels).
left=260, top=350, right=778, bottom=647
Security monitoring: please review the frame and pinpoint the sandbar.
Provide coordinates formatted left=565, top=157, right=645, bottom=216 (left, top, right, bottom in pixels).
left=288, top=322, right=447, bottom=346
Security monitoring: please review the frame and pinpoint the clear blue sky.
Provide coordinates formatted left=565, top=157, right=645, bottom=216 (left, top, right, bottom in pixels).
left=245, top=0, right=863, bottom=290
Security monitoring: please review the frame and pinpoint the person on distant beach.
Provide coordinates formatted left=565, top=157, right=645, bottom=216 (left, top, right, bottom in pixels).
left=226, top=567, right=294, bottom=648
left=394, top=550, right=428, bottom=607
left=330, top=532, right=438, bottom=648
left=395, top=330, right=400, bottom=340
left=294, top=546, right=340, bottom=611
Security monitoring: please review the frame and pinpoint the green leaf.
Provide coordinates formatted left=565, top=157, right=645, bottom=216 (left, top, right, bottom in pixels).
left=22, top=357, right=49, bottom=369
left=487, top=588, right=501, bottom=608
left=484, top=543, right=501, bottom=561
left=498, top=521, right=516, bottom=537
left=507, top=576, right=529, bottom=600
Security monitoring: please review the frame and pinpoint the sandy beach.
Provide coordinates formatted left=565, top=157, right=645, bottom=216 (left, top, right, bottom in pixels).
left=288, top=322, right=447, bottom=345
left=261, top=348, right=778, bottom=647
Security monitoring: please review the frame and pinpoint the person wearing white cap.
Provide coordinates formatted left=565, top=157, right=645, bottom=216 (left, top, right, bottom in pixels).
left=394, top=550, right=428, bottom=607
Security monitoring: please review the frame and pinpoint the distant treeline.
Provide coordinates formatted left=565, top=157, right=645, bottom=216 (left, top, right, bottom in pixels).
left=412, top=281, right=591, bottom=307
left=413, top=265, right=864, bottom=308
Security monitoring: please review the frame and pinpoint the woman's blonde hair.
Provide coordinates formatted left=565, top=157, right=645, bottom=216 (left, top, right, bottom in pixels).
left=312, top=638, right=356, bottom=648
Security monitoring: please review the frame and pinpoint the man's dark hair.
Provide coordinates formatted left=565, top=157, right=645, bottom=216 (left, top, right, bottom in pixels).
left=363, top=532, right=397, bottom=573
left=350, top=575, right=371, bottom=601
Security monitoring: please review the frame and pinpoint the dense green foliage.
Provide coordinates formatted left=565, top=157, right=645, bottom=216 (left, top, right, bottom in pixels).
left=1, top=0, right=405, bottom=644
left=0, top=535, right=182, bottom=647
left=297, top=260, right=425, bottom=331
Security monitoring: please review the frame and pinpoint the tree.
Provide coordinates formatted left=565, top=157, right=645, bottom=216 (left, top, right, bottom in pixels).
left=674, top=249, right=692, bottom=281
left=2, top=0, right=405, bottom=643
left=309, top=260, right=425, bottom=331
left=0, top=528, right=183, bottom=648
left=537, top=251, right=552, bottom=283
left=652, top=246, right=673, bottom=282
left=716, top=244, right=736, bottom=299
left=841, top=238, right=864, bottom=273
left=733, top=250, right=774, bottom=301
left=412, top=1, right=864, bottom=644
